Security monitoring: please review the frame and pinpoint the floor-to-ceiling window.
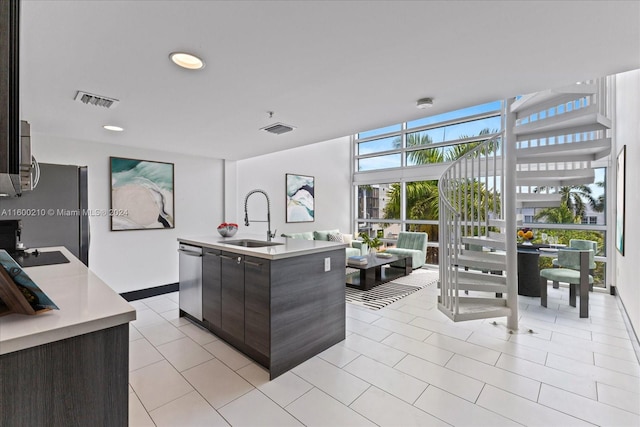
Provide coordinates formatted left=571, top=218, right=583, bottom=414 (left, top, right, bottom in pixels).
left=353, top=100, right=610, bottom=287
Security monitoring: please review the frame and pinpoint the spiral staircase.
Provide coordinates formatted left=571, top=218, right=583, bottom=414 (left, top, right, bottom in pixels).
left=437, top=79, right=611, bottom=329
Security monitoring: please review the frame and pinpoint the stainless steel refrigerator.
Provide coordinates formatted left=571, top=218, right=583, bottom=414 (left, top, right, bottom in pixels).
left=0, top=163, right=89, bottom=265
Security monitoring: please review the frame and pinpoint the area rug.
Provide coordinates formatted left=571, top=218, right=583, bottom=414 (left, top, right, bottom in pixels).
left=345, top=268, right=439, bottom=310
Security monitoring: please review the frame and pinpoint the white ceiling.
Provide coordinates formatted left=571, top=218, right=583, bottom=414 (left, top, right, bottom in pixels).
left=20, top=1, right=640, bottom=161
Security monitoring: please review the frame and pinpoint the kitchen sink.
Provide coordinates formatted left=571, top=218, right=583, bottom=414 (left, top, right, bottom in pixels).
left=222, top=239, right=283, bottom=248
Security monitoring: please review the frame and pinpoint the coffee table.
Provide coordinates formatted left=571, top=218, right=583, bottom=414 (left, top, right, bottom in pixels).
left=346, top=253, right=412, bottom=291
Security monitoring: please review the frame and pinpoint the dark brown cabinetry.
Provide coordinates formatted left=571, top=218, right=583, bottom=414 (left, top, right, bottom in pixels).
left=220, top=252, right=245, bottom=341
left=202, top=249, right=222, bottom=328
left=244, top=256, right=270, bottom=357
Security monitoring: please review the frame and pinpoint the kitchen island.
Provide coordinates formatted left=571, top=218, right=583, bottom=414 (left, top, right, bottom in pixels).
left=0, top=247, right=136, bottom=426
left=178, top=234, right=347, bottom=379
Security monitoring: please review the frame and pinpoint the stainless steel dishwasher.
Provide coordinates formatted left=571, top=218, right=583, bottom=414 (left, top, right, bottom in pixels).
left=178, top=243, right=203, bottom=321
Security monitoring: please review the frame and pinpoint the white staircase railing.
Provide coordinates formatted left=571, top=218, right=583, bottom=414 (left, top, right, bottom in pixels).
left=438, top=133, right=513, bottom=322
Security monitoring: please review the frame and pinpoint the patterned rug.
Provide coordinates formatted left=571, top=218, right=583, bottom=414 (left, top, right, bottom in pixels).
left=345, top=268, right=439, bottom=310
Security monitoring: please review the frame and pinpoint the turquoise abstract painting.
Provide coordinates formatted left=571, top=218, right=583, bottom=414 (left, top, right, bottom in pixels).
left=286, top=173, right=314, bottom=222
left=110, top=157, right=175, bottom=230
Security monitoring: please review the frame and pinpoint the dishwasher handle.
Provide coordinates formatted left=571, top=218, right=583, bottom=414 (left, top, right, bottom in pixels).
left=178, top=249, right=203, bottom=257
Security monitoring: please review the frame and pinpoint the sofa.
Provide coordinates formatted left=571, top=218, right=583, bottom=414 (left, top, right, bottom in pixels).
left=383, top=231, right=428, bottom=269
left=281, top=229, right=367, bottom=258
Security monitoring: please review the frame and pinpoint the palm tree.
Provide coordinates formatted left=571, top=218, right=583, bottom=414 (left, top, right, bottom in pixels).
left=534, top=203, right=577, bottom=224
left=535, top=184, right=598, bottom=219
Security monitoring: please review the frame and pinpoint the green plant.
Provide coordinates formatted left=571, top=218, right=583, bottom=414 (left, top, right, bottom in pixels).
left=359, top=232, right=383, bottom=250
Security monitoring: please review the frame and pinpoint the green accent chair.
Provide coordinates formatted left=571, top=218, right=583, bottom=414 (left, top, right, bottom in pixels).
left=540, top=249, right=593, bottom=318
left=383, top=231, right=428, bottom=269
left=551, top=239, right=597, bottom=290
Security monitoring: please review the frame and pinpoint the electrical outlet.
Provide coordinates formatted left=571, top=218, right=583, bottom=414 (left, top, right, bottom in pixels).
left=324, top=257, right=331, bottom=272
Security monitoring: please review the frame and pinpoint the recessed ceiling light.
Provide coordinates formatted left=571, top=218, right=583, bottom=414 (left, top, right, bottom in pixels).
left=416, top=97, right=434, bottom=109
left=169, top=52, right=205, bottom=70
left=103, top=125, right=124, bottom=132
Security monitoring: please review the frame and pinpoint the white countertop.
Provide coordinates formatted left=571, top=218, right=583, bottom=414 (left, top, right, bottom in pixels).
left=178, top=233, right=347, bottom=260
left=0, top=247, right=136, bottom=355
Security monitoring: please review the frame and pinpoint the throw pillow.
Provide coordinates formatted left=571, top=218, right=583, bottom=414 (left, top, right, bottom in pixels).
left=328, top=233, right=344, bottom=243
left=342, top=233, right=353, bottom=245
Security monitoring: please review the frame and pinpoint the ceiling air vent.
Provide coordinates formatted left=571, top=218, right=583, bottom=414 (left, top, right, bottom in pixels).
left=260, top=122, right=296, bottom=135
left=74, top=91, right=120, bottom=109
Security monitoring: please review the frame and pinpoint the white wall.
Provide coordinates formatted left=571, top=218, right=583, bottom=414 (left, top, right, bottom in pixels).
left=235, top=137, right=352, bottom=237
left=614, top=69, right=640, bottom=336
left=31, top=135, right=224, bottom=293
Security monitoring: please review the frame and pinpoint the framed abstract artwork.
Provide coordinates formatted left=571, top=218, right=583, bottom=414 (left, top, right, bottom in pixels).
left=616, top=146, right=626, bottom=255
left=110, top=157, right=175, bottom=231
left=286, top=173, right=314, bottom=223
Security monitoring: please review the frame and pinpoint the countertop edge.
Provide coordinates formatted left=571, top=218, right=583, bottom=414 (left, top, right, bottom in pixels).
left=0, top=311, right=136, bottom=355
left=178, top=235, right=347, bottom=260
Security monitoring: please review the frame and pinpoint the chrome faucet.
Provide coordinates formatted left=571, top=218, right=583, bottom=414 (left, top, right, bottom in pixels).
left=244, top=189, right=276, bottom=241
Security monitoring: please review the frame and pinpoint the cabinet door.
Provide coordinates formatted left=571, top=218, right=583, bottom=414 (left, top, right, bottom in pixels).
left=244, top=256, right=270, bottom=356
left=220, top=252, right=245, bottom=341
left=202, top=249, right=221, bottom=328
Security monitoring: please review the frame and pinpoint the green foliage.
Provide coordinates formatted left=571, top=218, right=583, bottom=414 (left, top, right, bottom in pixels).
left=534, top=203, right=578, bottom=224
left=359, top=232, right=383, bottom=250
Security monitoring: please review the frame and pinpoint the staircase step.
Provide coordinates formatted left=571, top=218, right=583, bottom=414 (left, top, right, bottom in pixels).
left=461, top=235, right=505, bottom=251
left=510, top=83, right=597, bottom=116
left=514, top=105, right=610, bottom=140
left=516, top=138, right=611, bottom=163
left=457, top=270, right=506, bottom=285
left=488, top=218, right=523, bottom=228
left=516, top=168, right=595, bottom=186
left=457, top=252, right=506, bottom=271
left=437, top=297, right=512, bottom=322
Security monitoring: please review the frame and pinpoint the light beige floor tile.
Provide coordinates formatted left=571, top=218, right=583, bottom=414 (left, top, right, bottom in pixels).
left=409, top=316, right=473, bottom=341
left=182, top=359, right=253, bottom=409
left=414, top=385, right=520, bottom=426
left=518, top=315, right=593, bottom=340
left=203, top=339, right=253, bottom=370
left=496, top=353, right=597, bottom=399
left=594, top=352, right=640, bottom=377
left=318, top=343, right=361, bottom=368
left=258, top=372, right=314, bottom=407
left=285, top=388, right=376, bottom=427
left=129, top=360, right=194, bottom=411
left=550, top=331, right=638, bottom=362
left=597, top=382, right=640, bottom=415
left=137, top=320, right=187, bottom=346
left=446, top=354, right=540, bottom=401
left=539, top=384, right=640, bottom=426
left=179, top=321, right=219, bottom=345
left=167, top=315, right=192, bottom=327
left=219, top=389, right=303, bottom=426
left=341, top=333, right=407, bottom=367
left=380, top=333, right=453, bottom=366
left=128, top=300, right=149, bottom=311
left=546, top=353, right=640, bottom=394
left=510, top=333, right=595, bottom=364
left=346, top=304, right=382, bottom=324
left=346, top=317, right=393, bottom=342
left=129, top=391, right=155, bottom=427
left=425, top=332, right=501, bottom=365
left=395, top=354, right=484, bottom=402
left=467, top=331, right=547, bottom=365
left=159, top=308, right=180, bottom=321
left=592, top=332, right=635, bottom=350
left=144, top=297, right=179, bottom=314
left=374, top=307, right=419, bottom=323
left=236, top=363, right=270, bottom=387
left=477, top=384, right=592, bottom=426
left=129, top=324, right=143, bottom=341
left=292, top=356, right=370, bottom=405
left=156, top=336, right=214, bottom=372
left=397, top=303, right=451, bottom=323
left=555, top=316, right=630, bottom=338
left=165, top=291, right=180, bottom=303
left=344, top=355, right=427, bottom=403
left=149, top=391, right=229, bottom=427
left=350, top=387, right=449, bottom=426
left=131, top=308, right=166, bottom=329
left=371, top=317, right=432, bottom=341
left=129, top=338, right=164, bottom=372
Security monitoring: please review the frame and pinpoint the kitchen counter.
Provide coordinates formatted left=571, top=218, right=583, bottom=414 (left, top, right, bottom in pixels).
left=0, top=246, right=135, bottom=426
left=178, top=233, right=347, bottom=260
left=0, top=246, right=136, bottom=355
left=178, top=234, right=346, bottom=379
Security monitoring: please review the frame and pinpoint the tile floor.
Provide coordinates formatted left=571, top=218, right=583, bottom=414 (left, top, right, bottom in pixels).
left=128, top=269, right=640, bottom=426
